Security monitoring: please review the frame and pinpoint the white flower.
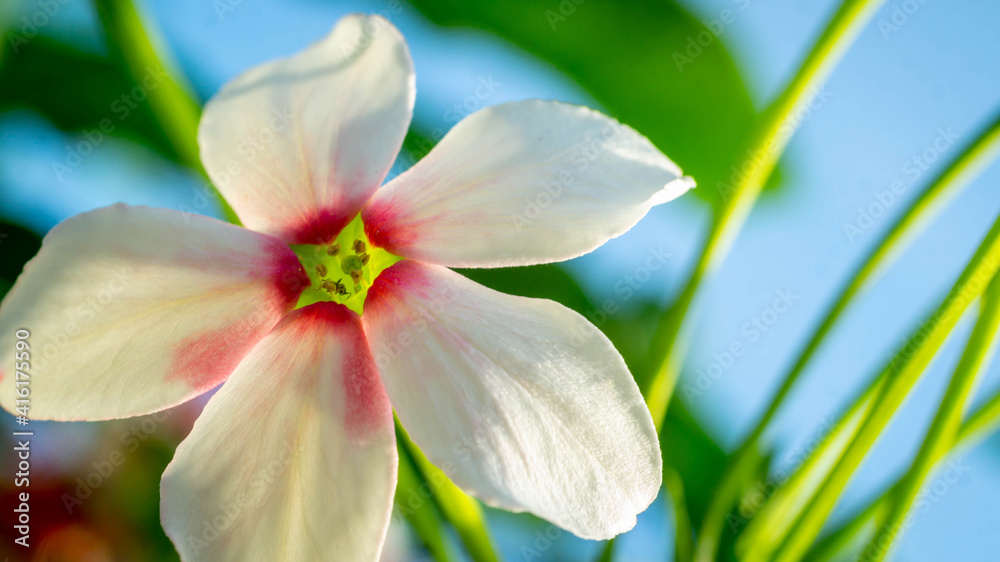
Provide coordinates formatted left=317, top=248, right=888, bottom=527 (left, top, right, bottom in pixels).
left=0, top=14, right=694, bottom=561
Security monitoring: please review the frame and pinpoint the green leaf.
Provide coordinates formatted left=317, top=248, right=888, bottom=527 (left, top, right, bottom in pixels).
left=456, top=264, right=593, bottom=314
left=404, top=0, right=775, bottom=210
left=0, top=36, right=178, bottom=160
left=0, top=219, right=41, bottom=285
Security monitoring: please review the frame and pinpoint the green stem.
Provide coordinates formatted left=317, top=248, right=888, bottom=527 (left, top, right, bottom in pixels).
left=807, top=486, right=894, bottom=562
left=958, top=380, right=1000, bottom=442
left=645, top=0, right=889, bottom=426
left=665, top=468, right=694, bottom=562
left=91, top=0, right=239, bottom=224
left=771, top=210, right=1000, bottom=562
left=861, top=272, right=1000, bottom=561
left=396, top=420, right=500, bottom=562
left=665, top=0, right=890, bottom=558
left=735, top=385, right=875, bottom=561
left=395, top=431, right=454, bottom=562
left=810, top=372, right=1000, bottom=562
left=704, top=109, right=1000, bottom=558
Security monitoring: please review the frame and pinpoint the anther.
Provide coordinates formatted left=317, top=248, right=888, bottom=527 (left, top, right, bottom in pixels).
left=359, top=252, right=370, bottom=266
left=315, top=264, right=328, bottom=277
left=327, top=243, right=340, bottom=256
left=353, top=240, right=366, bottom=254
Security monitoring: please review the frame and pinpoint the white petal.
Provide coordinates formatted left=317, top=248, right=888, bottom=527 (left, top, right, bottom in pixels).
left=363, top=100, right=693, bottom=267
left=363, top=261, right=662, bottom=539
left=200, top=14, right=415, bottom=244
left=0, top=204, right=308, bottom=421
left=161, top=303, right=396, bottom=562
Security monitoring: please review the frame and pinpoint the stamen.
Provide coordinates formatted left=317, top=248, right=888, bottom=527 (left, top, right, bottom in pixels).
left=341, top=255, right=363, bottom=273
left=290, top=213, right=402, bottom=315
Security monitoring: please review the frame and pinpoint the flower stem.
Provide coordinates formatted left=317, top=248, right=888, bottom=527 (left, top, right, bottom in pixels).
left=647, top=1, right=889, bottom=558
left=644, top=0, right=888, bottom=430
left=396, top=420, right=500, bottom=562
left=770, top=209, right=1000, bottom=562
left=809, top=352, right=1000, bottom=562
left=699, top=108, right=1000, bottom=559
left=396, top=430, right=454, bottom=562
left=91, top=0, right=240, bottom=224
left=860, top=271, right=1000, bottom=561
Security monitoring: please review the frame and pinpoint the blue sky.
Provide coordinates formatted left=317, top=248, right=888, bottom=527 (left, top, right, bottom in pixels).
left=2, top=0, right=999, bottom=559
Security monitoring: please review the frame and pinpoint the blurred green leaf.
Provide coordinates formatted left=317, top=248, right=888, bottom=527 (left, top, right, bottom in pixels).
left=0, top=219, right=41, bottom=284
left=404, top=0, right=778, bottom=210
left=0, top=36, right=178, bottom=160
left=456, top=264, right=593, bottom=313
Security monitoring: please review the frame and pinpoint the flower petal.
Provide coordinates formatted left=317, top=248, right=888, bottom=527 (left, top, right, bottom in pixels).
left=199, top=14, right=415, bottom=244
left=0, top=204, right=308, bottom=421
left=363, top=100, right=693, bottom=267
left=161, top=303, right=396, bottom=562
left=362, top=261, right=662, bottom=539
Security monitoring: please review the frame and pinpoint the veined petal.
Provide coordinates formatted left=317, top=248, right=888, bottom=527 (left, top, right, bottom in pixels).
left=200, top=14, right=415, bottom=245
left=362, top=261, right=662, bottom=539
left=363, top=100, right=693, bottom=267
left=0, top=204, right=308, bottom=421
left=161, top=303, right=396, bottom=562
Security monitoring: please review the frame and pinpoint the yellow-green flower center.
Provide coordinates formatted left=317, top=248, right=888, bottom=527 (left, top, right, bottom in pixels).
left=291, top=214, right=402, bottom=315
